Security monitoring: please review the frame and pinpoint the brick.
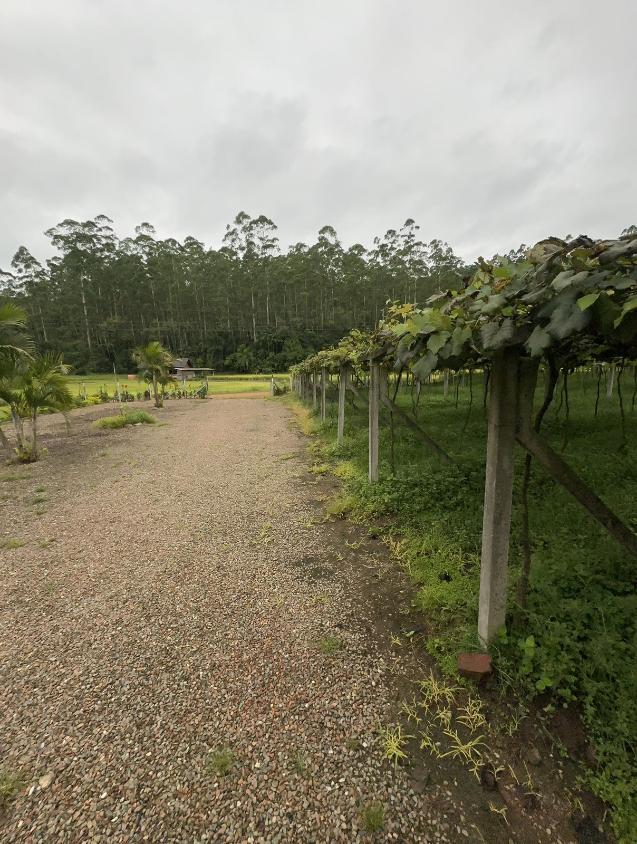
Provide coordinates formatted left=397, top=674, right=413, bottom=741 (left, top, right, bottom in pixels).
left=458, top=652, right=492, bottom=682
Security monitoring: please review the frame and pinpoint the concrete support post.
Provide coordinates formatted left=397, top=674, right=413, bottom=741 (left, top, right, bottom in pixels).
left=312, top=371, right=318, bottom=411
left=321, top=367, right=327, bottom=421
left=478, top=348, right=519, bottom=646
left=368, top=361, right=380, bottom=482
left=606, top=363, right=616, bottom=400
left=443, top=369, right=450, bottom=398
left=337, top=365, right=348, bottom=445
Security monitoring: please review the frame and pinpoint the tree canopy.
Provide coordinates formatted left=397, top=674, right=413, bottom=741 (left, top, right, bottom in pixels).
left=0, top=213, right=464, bottom=373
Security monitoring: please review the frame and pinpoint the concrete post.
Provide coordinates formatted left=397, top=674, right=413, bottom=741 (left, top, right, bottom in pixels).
left=606, top=363, right=615, bottom=400
left=337, top=365, right=348, bottom=445
left=478, top=348, right=519, bottom=646
left=369, top=361, right=380, bottom=482
left=312, top=371, right=318, bottom=411
left=321, top=367, right=327, bottom=421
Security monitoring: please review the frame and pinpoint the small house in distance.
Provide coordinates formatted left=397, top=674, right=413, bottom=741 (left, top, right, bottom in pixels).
left=169, top=357, right=215, bottom=382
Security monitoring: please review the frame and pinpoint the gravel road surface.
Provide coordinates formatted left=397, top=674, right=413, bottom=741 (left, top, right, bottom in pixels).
left=1, top=399, right=502, bottom=842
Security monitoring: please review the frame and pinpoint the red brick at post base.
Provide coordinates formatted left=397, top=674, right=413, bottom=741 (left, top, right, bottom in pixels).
left=458, top=652, right=493, bottom=682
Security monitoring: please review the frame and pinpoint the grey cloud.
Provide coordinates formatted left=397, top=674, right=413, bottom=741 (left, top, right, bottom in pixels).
left=0, top=0, right=635, bottom=266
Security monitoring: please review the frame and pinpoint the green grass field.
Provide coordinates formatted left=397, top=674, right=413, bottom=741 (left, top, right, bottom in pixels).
left=296, top=368, right=637, bottom=840
left=67, top=372, right=288, bottom=397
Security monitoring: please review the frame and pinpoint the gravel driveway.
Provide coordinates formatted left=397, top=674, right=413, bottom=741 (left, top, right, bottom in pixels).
left=0, top=399, right=506, bottom=842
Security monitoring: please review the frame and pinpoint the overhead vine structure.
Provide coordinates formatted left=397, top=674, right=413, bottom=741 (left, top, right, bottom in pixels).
left=385, top=233, right=637, bottom=378
left=291, top=231, right=637, bottom=643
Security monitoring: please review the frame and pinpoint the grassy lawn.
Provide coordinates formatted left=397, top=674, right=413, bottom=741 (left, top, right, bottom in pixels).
left=67, top=373, right=289, bottom=396
left=296, top=368, right=637, bottom=840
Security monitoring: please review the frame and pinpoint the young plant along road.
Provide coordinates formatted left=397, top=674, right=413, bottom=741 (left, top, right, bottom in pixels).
left=0, top=399, right=588, bottom=842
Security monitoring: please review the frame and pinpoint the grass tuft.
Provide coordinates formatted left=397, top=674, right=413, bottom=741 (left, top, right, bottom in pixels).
left=0, top=538, right=25, bottom=550
left=325, top=494, right=356, bottom=519
left=360, top=801, right=385, bottom=832
left=206, top=747, right=235, bottom=777
left=288, top=749, right=308, bottom=776
left=318, top=635, right=343, bottom=655
left=0, top=769, right=24, bottom=812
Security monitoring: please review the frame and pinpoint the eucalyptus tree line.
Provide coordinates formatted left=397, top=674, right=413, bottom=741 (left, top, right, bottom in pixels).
left=0, top=213, right=466, bottom=373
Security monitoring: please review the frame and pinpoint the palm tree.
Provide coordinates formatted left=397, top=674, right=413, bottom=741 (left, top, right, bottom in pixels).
left=0, top=359, right=23, bottom=454
left=0, top=302, right=32, bottom=358
left=132, top=341, right=172, bottom=408
left=16, top=353, right=74, bottom=462
left=0, top=303, right=32, bottom=454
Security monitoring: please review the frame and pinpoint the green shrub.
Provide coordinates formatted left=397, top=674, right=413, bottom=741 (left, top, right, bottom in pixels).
left=93, top=411, right=157, bottom=430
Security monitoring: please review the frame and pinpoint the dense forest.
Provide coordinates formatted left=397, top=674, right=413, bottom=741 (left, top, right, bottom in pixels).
left=0, top=213, right=473, bottom=373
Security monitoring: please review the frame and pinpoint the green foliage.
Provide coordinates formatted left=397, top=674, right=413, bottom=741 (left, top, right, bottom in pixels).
left=205, top=748, right=235, bottom=778
left=132, top=341, right=172, bottom=407
left=2, top=214, right=462, bottom=374
left=318, top=635, right=342, bottom=655
left=360, top=801, right=385, bottom=832
left=0, top=769, right=24, bottom=812
left=288, top=749, right=309, bottom=776
left=378, top=724, right=412, bottom=769
left=93, top=410, right=157, bottom=430
left=0, top=538, right=25, bottom=550
left=293, top=233, right=637, bottom=389
left=0, top=351, right=74, bottom=462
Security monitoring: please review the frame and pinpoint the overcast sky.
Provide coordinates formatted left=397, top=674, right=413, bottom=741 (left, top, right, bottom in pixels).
left=1, top=0, right=635, bottom=266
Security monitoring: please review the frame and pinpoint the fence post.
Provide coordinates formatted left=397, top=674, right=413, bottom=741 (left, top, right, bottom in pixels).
left=321, top=367, right=327, bottom=421
left=443, top=369, right=450, bottom=398
left=313, top=371, right=318, bottom=410
left=337, top=365, right=348, bottom=445
left=369, top=360, right=380, bottom=482
left=478, top=348, right=519, bottom=646
left=270, top=377, right=275, bottom=396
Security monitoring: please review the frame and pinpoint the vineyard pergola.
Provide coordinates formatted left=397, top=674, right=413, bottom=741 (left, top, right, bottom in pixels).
left=291, top=233, right=637, bottom=645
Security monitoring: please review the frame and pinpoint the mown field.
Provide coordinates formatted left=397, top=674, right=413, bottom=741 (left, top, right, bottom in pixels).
left=296, top=368, right=637, bottom=841
left=66, top=372, right=288, bottom=396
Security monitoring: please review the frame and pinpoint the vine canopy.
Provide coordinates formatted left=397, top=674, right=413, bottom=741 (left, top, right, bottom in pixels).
left=388, top=233, right=637, bottom=380
left=290, top=232, right=637, bottom=381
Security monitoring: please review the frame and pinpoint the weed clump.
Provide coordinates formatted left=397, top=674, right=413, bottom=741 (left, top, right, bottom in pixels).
left=318, top=635, right=343, bottom=655
left=0, top=538, right=25, bottom=550
left=93, top=411, right=157, bottom=430
left=0, top=769, right=24, bottom=812
left=360, top=801, right=385, bottom=832
left=206, top=748, right=235, bottom=777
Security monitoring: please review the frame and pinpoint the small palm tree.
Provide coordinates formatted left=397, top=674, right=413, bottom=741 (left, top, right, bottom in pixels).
left=0, top=353, right=74, bottom=462
left=132, top=341, right=172, bottom=408
left=0, top=360, right=23, bottom=454
left=0, top=302, right=34, bottom=453
left=18, top=353, right=74, bottom=462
